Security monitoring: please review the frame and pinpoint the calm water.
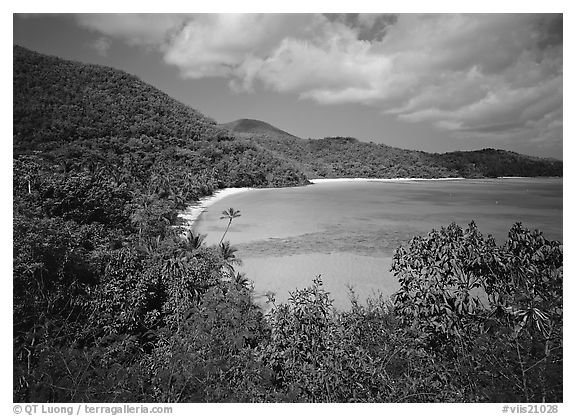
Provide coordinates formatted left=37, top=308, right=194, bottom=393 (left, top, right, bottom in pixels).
left=194, top=178, right=562, bottom=309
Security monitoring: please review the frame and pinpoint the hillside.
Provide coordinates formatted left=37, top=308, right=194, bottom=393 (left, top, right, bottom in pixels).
left=14, top=46, right=219, bottom=151
left=220, top=121, right=458, bottom=178
left=437, top=148, right=562, bottom=178
left=13, top=46, right=308, bottom=189
left=219, top=118, right=299, bottom=139
left=12, top=45, right=308, bottom=402
left=220, top=118, right=562, bottom=178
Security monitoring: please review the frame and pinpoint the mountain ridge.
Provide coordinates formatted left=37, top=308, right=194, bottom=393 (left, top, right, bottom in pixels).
left=218, top=118, right=299, bottom=139
left=219, top=118, right=562, bottom=179
left=221, top=117, right=561, bottom=163
left=13, top=45, right=310, bottom=195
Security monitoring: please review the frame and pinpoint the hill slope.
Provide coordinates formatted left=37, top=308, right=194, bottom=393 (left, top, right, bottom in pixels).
left=14, top=45, right=219, bottom=151
left=13, top=47, right=308, bottom=400
left=220, top=118, right=562, bottom=179
left=219, top=118, right=299, bottom=139
left=14, top=46, right=309, bottom=402
left=13, top=46, right=308, bottom=191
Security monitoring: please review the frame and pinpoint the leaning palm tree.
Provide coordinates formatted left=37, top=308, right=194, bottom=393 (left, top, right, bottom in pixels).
left=219, top=207, right=241, bottom=244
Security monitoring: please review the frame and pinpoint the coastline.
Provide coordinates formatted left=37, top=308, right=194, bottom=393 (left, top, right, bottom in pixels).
left=308, top=176, right=560, bottom=184
left=308, top=177, right=466, bottom=184
left=179, top=176, right=559, bottom=228
left=179, top=187, right=255, bottom=228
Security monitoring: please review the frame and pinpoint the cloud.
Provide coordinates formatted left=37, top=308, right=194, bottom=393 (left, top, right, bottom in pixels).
left=70, top=13, right=562, bottom=147
left=75, top=14, right=191, bottom=47
left=163, top=14, right=318, bottom=86
left=90, top=36, right=111, bottom=57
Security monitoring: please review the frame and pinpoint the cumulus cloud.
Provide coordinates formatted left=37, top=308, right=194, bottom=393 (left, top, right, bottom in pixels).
left=70, top=13, right=562, bottom=147
left=162, top=14, right=314, bottom=80
left=75, top=13, right=191, bottom=47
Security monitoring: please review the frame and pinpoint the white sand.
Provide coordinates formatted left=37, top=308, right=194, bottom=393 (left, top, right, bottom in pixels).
left=178, top=187, right=255, bottom=228
left=309, top=177, right=466, bottom=184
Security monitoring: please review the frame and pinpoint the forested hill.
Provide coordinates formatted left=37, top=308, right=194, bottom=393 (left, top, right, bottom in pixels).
left=14, top=45, right=218, bottom=151
left=221, top=119, right=563, bottom=178
left=219, top=118, right=299, bottom=139
left=437, top=148, right=562, bottom=178
left=13, top=45, right=307, bottom=401
left=13, top=45, right=308, bottom=189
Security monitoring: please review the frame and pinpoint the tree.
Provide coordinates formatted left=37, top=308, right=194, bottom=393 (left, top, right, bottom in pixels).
left=219, top=241, right=243, bottom=276
left=13, top=154, right=43, bottom=194
left=232, top=272, right=251, bottom=291
left=391, top=222, right=495, bottom=351
left=219, top=207, right=241, bottom=244
left=182, top=230, right=206, bottom=252
left=391, top=221, right=563, bottom=401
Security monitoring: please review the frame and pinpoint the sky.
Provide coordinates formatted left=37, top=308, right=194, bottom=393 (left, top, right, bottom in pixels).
left=12, top=12, right=563, bottom=159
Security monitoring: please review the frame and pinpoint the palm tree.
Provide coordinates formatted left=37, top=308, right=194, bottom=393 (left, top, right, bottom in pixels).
left=233, top=272, right=251, bottom=291
left=219, top=207, right=241, bottom=244
left=219, top=241, right=243, bottom=276
left=182, top=229, right=206, bottom=251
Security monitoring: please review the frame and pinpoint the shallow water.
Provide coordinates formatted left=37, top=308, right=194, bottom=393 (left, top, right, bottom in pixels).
left=194, top=178, right=562, bottom=309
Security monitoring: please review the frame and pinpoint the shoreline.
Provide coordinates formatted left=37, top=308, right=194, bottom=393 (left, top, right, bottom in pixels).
left=178, top=187, right=255, bottom=228
left=308, top=176, right=561, bottom=184
left=308, top=177, right=466, bottom=184
left=179, top=176, right=560, bottom=228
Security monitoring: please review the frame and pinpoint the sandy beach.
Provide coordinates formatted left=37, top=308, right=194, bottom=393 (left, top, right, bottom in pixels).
left=309, top=177, right=466, bottom=184
left=178, top=187, right=255, bottom=228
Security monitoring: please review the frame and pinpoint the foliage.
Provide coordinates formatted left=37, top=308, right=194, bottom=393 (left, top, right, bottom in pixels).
left=131, top=283, right=268, bottom=403
left=245, top=131, right=562, bottom=179
left=14, top=46, right=216, bottom=150
left=14, top=46, right=309, bottom=195
left=391, top=222, right=497, bottom=350
left=391, top=222, right=563, bottom=401
left=12, top=45, right=304, bottom=402
left=438, top=148, right=562, bottom=178
left=218, top=241, right=242, bottom=277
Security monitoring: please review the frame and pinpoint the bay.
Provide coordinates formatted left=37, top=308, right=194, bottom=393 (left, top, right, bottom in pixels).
left=194, top=178, right=562, bottom=310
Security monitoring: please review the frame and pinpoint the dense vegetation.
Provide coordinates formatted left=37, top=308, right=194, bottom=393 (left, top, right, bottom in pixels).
left=222, top=119, right=562, bottom=179
left=14, top=46, right=308, bottom=189
left=437, top=148, right=562, bottom=178
left=220, top=118, right=299, bottom=140
left=14, top=46, right=562, bottom=402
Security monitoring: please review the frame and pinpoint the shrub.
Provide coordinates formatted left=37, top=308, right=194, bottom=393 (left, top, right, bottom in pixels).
left=391, top=222, right=563, bottom=401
